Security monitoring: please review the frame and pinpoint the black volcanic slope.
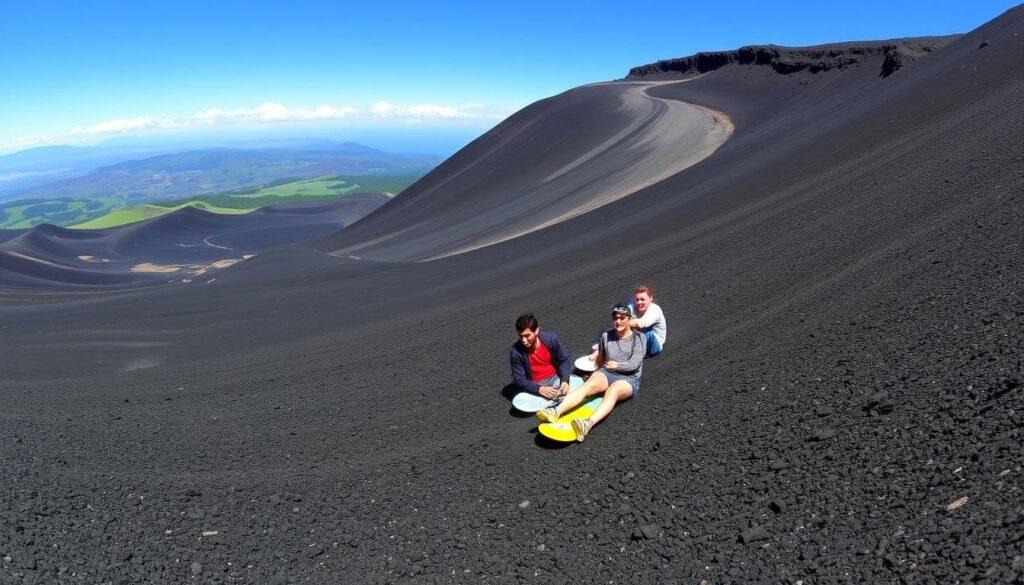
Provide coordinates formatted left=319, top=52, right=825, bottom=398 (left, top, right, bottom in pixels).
left=0, top=193, right=387, bottom=290
left=1, top=7, right=1023, bottom=584
left=317, top=82, right=731, bottom=261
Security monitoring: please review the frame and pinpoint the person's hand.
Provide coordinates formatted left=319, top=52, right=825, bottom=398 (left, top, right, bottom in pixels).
left=559, top=381, right=569, bottom=396
left=587, top=348, right=598, bottom=360
left=605, top=360, right=620, bottom=370
left=539, top=386, right=559, bottom=399
left=629, top=318, right=640, bottom=328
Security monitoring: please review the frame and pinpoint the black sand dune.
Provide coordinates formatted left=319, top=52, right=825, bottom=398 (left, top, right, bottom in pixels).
left=316, top=82, right=731, bottom=261
left=0, top=229, right=25, bottom=244
left=0, top=193, right=387, bottom=290
left=1, top=6, right=1023, bottom=583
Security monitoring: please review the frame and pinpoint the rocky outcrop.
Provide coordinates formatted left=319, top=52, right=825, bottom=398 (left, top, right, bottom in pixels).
left=627, top=37, right=959, bottom=79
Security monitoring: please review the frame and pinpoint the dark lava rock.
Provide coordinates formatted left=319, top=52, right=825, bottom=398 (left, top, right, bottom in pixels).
left=769, top=499, right=787, bottom=514
left=768, top=459, right=789, bottom=471
left=988, top=377, right=1020, bottom=402
left=739, top=526, right=770, bottom=544
left=632, top=525, right=658, bottom=540
left=865, top=390, right=888, bottom=407
left=810, top=428, right=837, bottom=441
left=863, top=389, right=896, bottom=415
left=873, top=403, right=894, bottom=415
left=967, top=545, right=987, bottom=566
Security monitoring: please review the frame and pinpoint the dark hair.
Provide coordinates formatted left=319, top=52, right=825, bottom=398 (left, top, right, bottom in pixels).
left=515, top=313, right=540, bottom=333
left=635, top=284, right=654, bottom=299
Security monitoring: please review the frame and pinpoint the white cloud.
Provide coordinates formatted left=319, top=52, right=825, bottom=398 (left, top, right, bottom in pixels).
left=193, top=102, right=360, bottom=124
left=370, top=101, right=495, bottom=120
left=3, top=100, right=510, bottom=151
left=73, top=116, right=159, bottom=134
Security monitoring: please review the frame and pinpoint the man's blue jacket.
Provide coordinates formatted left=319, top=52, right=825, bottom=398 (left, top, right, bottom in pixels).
left=510, top=330, right=572, bottom=393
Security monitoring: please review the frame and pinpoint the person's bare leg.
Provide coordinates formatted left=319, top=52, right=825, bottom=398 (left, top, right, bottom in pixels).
left=554, top=372, right=609, bottom=416
left=588, top=381, right=634, bottom=425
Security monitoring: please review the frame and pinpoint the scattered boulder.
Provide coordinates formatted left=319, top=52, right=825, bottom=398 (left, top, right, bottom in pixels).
left=863, top=390, right=895, bottom=416
left=966, top=544, right=986, bottom=566
left=632, top=525, right=658, bottom=540
left=739, top=526, right=770, bottom=544
left=864, top=390, right=888, bottom=406
left=810, top=428, right=837, bottom=441
left=946, top=496, right=969, bottom=512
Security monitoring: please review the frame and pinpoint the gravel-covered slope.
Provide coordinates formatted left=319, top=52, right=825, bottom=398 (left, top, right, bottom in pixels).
left=1, top=6, right=1022, bottom=584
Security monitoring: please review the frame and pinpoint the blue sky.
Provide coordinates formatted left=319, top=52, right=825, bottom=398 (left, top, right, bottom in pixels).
left=0, top=0, right=1017, bottom=154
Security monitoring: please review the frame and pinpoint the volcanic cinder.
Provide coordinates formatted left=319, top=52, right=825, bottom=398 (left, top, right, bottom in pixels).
left=1, top=6, right=1023, bottom=584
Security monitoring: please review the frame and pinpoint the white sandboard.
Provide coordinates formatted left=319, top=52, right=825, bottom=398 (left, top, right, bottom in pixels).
left=511, top=375, right=583, bottom=412
left=574, top=355, right=597, bottom=372
left=512, top=392, right=557, bottom=412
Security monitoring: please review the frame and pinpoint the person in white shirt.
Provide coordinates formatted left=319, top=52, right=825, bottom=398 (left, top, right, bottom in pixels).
left=586, top=284, right=667, bottom=362
left=627, top=284, right=666, bottom=357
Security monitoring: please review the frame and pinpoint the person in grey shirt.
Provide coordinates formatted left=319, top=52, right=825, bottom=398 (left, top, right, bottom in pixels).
left=537, top=302, right=646, bottom=441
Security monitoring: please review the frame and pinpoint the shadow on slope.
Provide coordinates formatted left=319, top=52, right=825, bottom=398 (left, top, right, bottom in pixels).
left=0, top=194, right=387, bottom=290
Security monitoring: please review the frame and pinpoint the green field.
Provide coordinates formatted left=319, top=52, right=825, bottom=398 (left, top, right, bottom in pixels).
left=0, top=173, right=421, bottom=231
left=73, top=201, right=253, bottom=229
left=74, top=174, right=415, bottom=229
left=236, top=176, right=360, bottom=198
left=0, top=195, right=124, bottom=229
left=221, top=173, right=421, bottom=199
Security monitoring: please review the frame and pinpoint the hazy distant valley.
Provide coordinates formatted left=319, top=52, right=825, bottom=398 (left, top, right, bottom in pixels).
left=0, top=140, right=439, bottom=229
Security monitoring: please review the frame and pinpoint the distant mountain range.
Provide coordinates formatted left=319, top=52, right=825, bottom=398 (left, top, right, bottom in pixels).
left=0, top=144, right=183, bottom=196
left=0, top=140, right=441, bottom=202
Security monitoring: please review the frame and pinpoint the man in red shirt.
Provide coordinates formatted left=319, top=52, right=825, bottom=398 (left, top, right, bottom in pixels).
left=510, top=313, right=572, bottom=399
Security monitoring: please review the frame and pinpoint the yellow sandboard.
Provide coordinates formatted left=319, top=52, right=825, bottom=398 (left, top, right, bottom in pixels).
left=538, top=397, right=600, bottom=442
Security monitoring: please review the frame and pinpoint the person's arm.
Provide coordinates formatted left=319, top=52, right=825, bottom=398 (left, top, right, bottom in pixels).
left=551, top=334, right=572, bottom=386
left=594, top=333, right=608, bottom=369
left=631, top=304, right=662, bottom=329
left=510, top=348, right=540, bottom=393
left=611, top=334, right=646, bottom=373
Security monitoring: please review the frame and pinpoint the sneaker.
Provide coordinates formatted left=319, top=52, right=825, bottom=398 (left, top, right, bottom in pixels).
left=536, top=407, right=559, bottom=423
left=571, top=418, right=593, bottom=442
